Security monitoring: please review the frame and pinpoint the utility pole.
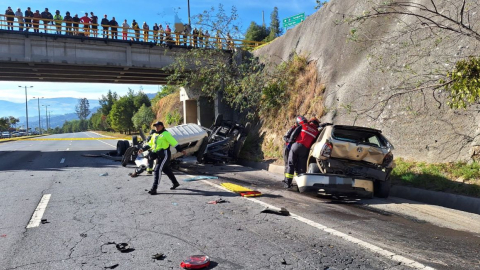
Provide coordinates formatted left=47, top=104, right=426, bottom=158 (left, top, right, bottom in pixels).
left=19, top=86, right=33, bottom=134
left=33, top=96, right=43, bottom=134
left=188, top=0, right=191, bottom=26
left=262, top=11, right=265, bottom=26
left=42, top=105, right=50, bottom=132
left=49, top=112, right=51, bottom=132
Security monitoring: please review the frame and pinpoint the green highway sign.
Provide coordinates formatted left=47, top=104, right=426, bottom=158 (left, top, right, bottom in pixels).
left=282, top=13, right=305, bottom=28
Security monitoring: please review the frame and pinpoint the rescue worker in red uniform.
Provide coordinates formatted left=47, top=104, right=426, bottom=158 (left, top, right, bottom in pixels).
left=284, top=117, right=320, bottom=188
left=283, top=116, right=306, bottom=168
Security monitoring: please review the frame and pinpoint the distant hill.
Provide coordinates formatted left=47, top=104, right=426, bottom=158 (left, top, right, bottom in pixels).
left=0, top=98, right=99, bottom=119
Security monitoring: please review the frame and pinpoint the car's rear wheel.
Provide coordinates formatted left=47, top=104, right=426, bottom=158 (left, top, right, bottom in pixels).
left=374, top=177, right=391, bottom=198
left=121, top=147, right=135, bottom=167
left=116, top=140, right=129, bottom=156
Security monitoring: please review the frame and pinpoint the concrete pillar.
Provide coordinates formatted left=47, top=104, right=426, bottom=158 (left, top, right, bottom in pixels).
left=183, top=100, right=197, bottom=124
left=197, top=96, right=215, bottom=128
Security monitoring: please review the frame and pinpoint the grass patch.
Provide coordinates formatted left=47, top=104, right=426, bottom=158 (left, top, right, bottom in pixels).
left=90, top=130, right=131, bottom=140
left=391, top=158, right=480, bottom=197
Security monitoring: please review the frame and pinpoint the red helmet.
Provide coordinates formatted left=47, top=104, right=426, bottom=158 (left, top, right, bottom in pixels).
left=296, top=116, right=307, bottom=125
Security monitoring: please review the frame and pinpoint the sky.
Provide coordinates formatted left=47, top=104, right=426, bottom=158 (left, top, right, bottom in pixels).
left=1, top=0, right=318, bottom=104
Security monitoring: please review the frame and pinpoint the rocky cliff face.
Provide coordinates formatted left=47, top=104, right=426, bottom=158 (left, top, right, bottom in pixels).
left=255, top=0, right=480, bottom=162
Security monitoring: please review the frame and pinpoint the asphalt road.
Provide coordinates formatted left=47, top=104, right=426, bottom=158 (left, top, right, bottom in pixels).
left=0, top=132, right=479, bottom=270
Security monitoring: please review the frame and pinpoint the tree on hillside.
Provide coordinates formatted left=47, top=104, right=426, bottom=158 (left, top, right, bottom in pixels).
left=0, top=117, right=9, bottom=131
left=315, top=1, right=327, bottom=10
left=75, top=98, right=91, bottom=120
left=245, top=21, right=269, bottom=42
left=133, top=90, right=151, bottom=109
left=151, top=85, right=180, bottom=108
left=264, top=7, right=282, bottom=42
left=109, top=96, right=135, bottom=134
left=132, top=104, right=156, bottom=131
left=99, top=90, right=118, bottom=115
left=338, top=0, right=480, bottom=118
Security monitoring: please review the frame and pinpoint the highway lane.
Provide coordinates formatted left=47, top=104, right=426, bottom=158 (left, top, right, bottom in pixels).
left=0, top=132, right=479, bottom=269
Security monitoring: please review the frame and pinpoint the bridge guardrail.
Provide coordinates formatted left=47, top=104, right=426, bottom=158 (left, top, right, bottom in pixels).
left=0, top=14, right=264, bottom=50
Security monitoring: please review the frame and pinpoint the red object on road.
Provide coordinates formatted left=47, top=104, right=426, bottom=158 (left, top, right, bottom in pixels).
left=240, top=191, right=262, bottom=197
left=180, top=255, right=210, bottom=269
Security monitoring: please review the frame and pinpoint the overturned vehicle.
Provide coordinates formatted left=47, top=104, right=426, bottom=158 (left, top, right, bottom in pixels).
left=117, top=114, right=251, bottom=168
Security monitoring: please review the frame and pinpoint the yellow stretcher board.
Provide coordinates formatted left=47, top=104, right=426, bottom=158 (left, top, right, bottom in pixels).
left=221, top=183, right=262, bottom=197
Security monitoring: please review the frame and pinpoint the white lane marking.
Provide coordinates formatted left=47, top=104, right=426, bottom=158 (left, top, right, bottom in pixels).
left=84, top=132, right=117, bottom=148
left=26, top=194, right=51, bottom=229
left=60, top=158, right=65, bottom=163
left=199, top=179, right=435, bottom=270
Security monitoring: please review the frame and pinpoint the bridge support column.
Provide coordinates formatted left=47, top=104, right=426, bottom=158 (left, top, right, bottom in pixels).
left=197, top=96, right=214, bottom=128
left=215, top=91, right=235, bottom=122
left=183, top=100, right=198, bottom=124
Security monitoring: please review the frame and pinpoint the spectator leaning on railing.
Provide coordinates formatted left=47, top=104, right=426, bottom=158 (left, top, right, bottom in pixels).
left=24, top=7, right=33, bottom=32
left=15, top=8, right=24, bottom=31
left=110, top=17, right=118, bottom=39
left=80, top=13, right=91, bottom=37
left=41, top=8, right=52, bottom=33
left=64, top=11, right=73, bottom=35
left=90, top=12, right=98, bottom=37
left=72, top=14, right=80, bottom=35
left=53, top=10, right=63, bottom=34
left=132, top=20, right=140, bottom=41
left=122, top=19, right=129, bottom=40
left=159, top=24, right=164, bottom=44
left=142, top=21, right=149, bottom=42
left=101, top=14, right=109, bottom=38
left=32, top=10, right=41, bottom=33
left=5, top=6, right=14, bottom=30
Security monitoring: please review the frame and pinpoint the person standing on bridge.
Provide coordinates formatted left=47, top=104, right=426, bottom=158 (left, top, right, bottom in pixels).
left=110, top=17, right=118, bottom=39
left=158, top=24, right=164, bottom=44
left=153, top=23, right=159, bottom=43
left=5, top=7, right=15, bottom=30
left=142, top=22, right=149, bottom=42
left=132, top=121, right=186, bottom=195
left=101, top=14, right=109, bottom=38
left=72, top=14, right=80, bottom=35
left=15, top=8, right=24, bottom=31
left=80, top=13, right=91, bottom=37
left=90, top=12, right=98, bottom=38
left=41, top=8, right=52, bottom=33
left=53, top=10, right=63, bottom=35
left=122, top=19, right=129, bottom=40
left=24, top=7, right=33, bottom=32
left=64, top=12, right=73, bottom=35
left=32, top=10, right=41, bottom=33
left=132, top=20, right=140, bottom=41
left=204, top=30, right=210, bottom=48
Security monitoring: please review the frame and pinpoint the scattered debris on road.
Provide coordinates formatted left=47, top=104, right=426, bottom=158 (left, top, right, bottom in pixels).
left=260, top=207, right=290, bottom=216
left=104, top=264, right=119, bottom=269
left=82, top=154, right=102, bottom=157
left=80, top=233, right=87, bottom=237
left=180, top=255, right=211, bottom=269
left=221, top=182, right=262, bottom=197
left=207, top=198, right=228, bottom=204
left=115, top=243, right=135, bottom=253
left=172, top=202, right=178, bottom=206
left=152, top=253, right=166, bottom=260
left=41, top=219, right=49, bottom=224
left=99, top=173, right=108, bottom=176
left=1, top=234, right=6, bottom=237
left=183, top=176, right=219, bottom=182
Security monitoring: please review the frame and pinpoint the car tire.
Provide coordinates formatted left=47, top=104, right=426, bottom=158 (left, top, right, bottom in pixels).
left=116, top=140, right=129, bottom=156
left=374, top=177, right=391, bottom=198
left=122, top=147, right=135, bottom=167
left=232, top=136, right=247, bottom=160
left=308, top=163, right=320, bottom=173
left=196, top=137, right=208, bottom=163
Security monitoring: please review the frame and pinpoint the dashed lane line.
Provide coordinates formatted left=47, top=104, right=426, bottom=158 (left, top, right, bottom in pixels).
left=199, top=179, right=435, bottom=270
left=26, top=194, right=51, bottom=229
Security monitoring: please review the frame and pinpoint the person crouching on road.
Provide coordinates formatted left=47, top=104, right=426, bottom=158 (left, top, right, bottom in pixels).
left=132, top=121, right=186, bottom=195
left=284, top=117, right=320, bottom=189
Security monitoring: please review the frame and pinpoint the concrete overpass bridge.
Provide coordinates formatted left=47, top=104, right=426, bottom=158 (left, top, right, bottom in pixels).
left=0, top=29, right=246, bottom=127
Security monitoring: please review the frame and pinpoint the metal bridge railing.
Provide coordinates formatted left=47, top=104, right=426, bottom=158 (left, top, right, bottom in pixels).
left=0, top=14, right=264, bottom=50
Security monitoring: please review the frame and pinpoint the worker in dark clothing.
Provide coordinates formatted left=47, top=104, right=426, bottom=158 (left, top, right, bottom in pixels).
left=132, top=121, right=186, bottom=195
left=284, top=117, right=320, bottom=189
left=101, top=14, right=109, bottom=38
left=110, top=17, right=118, bottom=39
left=283, top=116, right=306, bottom=168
